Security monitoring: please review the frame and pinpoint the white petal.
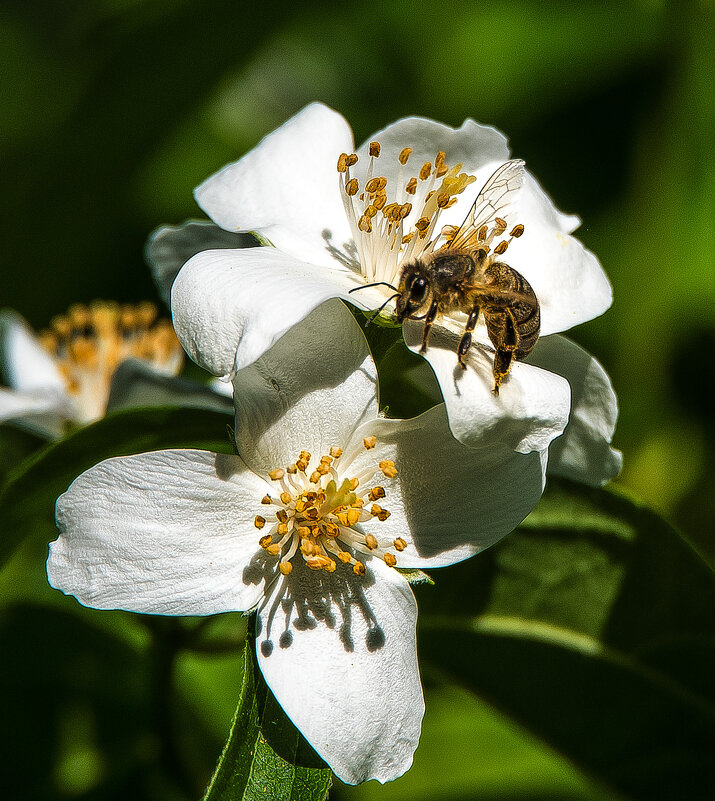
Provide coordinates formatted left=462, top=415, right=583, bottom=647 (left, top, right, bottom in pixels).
left=49, top=450, right=271, bottom=615
left=355, top=116, right=509, bottom=187
left=403, top=321, right=571, bottom=453
left=256, top=558, right=423, bottom=784
left=0, top=386, right=68, bottom=438
left=527, top=335, right=622, bottom=485
left=146, top=220, right=258, bottom=306
left=105, top=358, right=235, bottom=416
left=195, top=102, right=354, bottom=268
left=0, top=310, right=66, bottom=394
left=502, top=172, right=613, bottom=334
left=346, top=405, right=546, bottom=568
left=232, top=300, right=378, bottom=476
left=171, top=247, right=369, bottom=377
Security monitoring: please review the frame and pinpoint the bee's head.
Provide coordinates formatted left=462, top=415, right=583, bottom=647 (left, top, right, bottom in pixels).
left=395, top=262, right=431, bottom=322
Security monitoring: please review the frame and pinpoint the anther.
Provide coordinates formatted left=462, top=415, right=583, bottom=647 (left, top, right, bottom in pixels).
left=379, top=460, right=398, bottom=478
left=368, top=486, right=385, bottom=501
left=276, top=523, right=288, bottom=536
left=337, top=153, right=349, bottom=173
left=405, top=177, right=417, bottom=195
left=369, top=141, right=381, bottom=157
left=280, top=491, right=292, bottom=505
left=399, top=203, right=412, bottom=219
left=419, top=162, right=432, bottom=180
left=393, top=538, right=407, bottom=551
left=415, top=217, right=431, bottom=232
left=254, top=516, right=266, bottom=529
left=363, top=436, right=377, bottom=450
left=494, top=241, right=509, bottom=255
left=365, top=176, right=387, bottom=194
left=345, top=178, right=359, bottom=196
left=365, top=534, right=379, bottom=550
left=279, top=562, right=293, bottom=575
left=276, top=509, right=288, bottom=524
left=383, top=553, right=397, bottom=567
left=353, top=561, right=366, bottom=576
left=267, top=544, right=281, bottom=556
left=478, top=225, right=488, bottom=242
left=494, top=217, right=507, bottom=234
left=399, top=147, right=412, bottom=165
left=259, top=534, right=273, bottom=548
left=268, top=468, right=285, bottom=481
left=510, top=224, right=525, bottom=237
left=287, top=464, right=298, bottom=474
left=310, top=470, right=321, bottom=484
left=329, top=446, right=343, bottom=458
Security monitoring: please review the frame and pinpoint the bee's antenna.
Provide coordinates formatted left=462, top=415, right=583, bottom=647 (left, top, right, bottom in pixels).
left=364, top=293, right=400, bottom=328
left=349, top=281, right=398, bottom=294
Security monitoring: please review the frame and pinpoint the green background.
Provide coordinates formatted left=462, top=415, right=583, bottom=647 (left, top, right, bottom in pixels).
left=0, top=1, right=712, bottom=799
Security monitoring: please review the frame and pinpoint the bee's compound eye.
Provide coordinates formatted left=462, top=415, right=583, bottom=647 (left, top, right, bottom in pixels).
left=410, top=275, right=428, bottom=303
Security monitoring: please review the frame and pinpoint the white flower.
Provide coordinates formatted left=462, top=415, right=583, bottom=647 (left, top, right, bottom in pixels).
left=0, top=302, right=184, bottom=437
left=158, top=103, right=619, bottom=479
left=47, top=301, right=547, bottom=784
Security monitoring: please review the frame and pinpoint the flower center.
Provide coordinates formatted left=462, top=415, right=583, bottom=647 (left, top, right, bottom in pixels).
left=254, top=439, right=406, bottom=576
left=337, top=143, right=476, bottom=285
left=38, top=301, right=183, bottom=423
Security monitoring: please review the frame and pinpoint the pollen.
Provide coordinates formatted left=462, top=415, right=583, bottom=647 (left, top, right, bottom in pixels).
left=38, top=300, right=183, bottom=425
left=255, top=440, right=406, bottom=578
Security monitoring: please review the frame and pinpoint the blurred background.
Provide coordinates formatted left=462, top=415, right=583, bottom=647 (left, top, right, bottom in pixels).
left=0, top=0, right=712, bottom=799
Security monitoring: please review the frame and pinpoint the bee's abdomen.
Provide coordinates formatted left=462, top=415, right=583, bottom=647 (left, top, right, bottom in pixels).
left=484, top=261, right=540, bottom=359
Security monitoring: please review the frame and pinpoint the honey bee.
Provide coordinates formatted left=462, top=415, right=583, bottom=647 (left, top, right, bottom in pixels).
left=394, top=160, right=540, bottom=395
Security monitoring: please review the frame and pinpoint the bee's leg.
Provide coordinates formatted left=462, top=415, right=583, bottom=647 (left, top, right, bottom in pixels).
left=492, top=348, right=514, bottom=396
left=419, top=301, right=439, bottom=353
left=457, top=304, right=481, bottom=368
left=486, top=310, right=517, bottom=395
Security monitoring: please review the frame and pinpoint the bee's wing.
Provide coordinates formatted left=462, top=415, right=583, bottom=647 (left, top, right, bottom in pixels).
left=446, top=159, right=526, bottom=251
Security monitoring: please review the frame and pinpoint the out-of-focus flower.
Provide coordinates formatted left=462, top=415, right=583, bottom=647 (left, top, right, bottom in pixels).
left=158, top=103, right=618, bottom=480
left=47, top=301, right=546, bottom=783
left=0, top=302, right=184, bottom=437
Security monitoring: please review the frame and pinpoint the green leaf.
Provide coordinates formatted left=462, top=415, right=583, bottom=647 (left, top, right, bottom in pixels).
left=0, top=406, right=234, bottom=567
left=204, top=633, right=332, bottom=801
left=417, top=479, right=715, bottom=801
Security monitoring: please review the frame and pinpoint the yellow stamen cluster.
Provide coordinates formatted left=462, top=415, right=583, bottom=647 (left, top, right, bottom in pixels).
left=38, top=301, right=184, bottom=424
left=337, top=143, right=477, bottom=284
left=442, top=212, right=526, bottom=262
left=255, top=438, right=407, bottom=577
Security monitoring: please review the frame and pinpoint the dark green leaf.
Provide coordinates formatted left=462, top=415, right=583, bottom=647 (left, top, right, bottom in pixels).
left=417, top=478, right=715, bottom=801
left=0, top=406, right=234, bottom=567
left=204, top=634, right=332, bottom=801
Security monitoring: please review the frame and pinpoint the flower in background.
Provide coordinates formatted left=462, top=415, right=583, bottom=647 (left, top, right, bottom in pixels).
left=0, top=302, right=183, bottom=438
left=155, top=102, right=619, bottom=482
left=47, top=301, right=546, bottom=783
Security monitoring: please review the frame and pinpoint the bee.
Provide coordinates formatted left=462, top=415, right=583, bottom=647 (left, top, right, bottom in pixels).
left=393, top=159, right=540, bottom=395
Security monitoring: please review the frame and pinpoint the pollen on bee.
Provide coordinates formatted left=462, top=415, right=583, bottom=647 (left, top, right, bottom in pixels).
left=369, top=141, right=381, bottom=157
